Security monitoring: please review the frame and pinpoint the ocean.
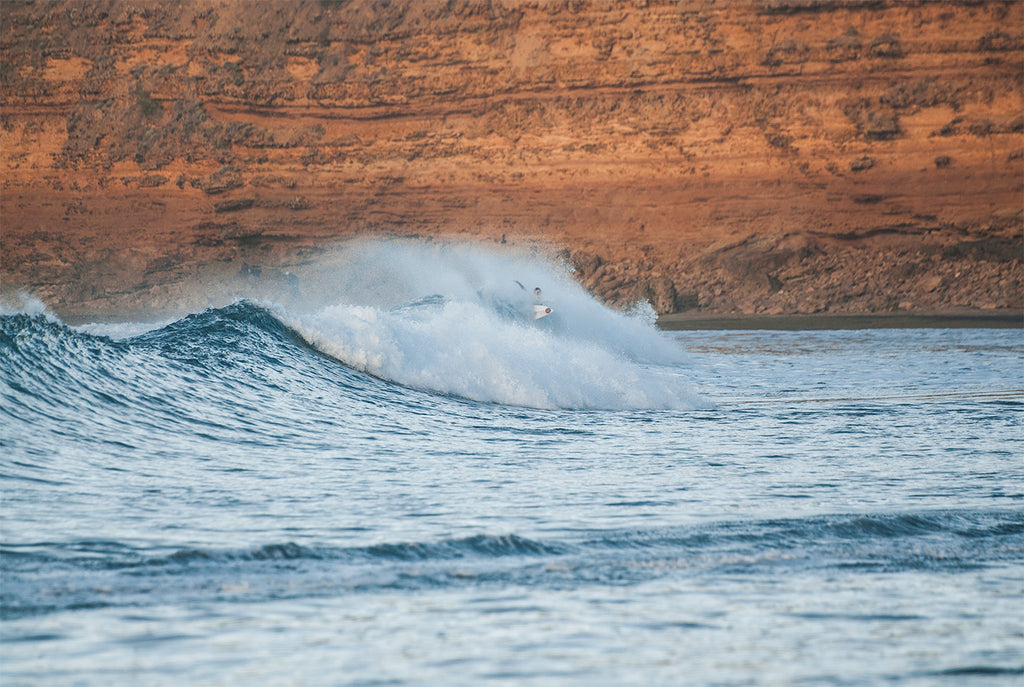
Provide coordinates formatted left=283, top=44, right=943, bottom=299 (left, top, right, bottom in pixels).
left=2, top=242, right=1022, bottom=685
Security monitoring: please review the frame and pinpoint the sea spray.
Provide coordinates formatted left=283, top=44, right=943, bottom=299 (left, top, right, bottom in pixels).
left=281, top=240, right=704, bottom=409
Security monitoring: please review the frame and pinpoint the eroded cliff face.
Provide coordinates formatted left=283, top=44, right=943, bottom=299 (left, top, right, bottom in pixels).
left=2, top=0, right=1021, bottom=319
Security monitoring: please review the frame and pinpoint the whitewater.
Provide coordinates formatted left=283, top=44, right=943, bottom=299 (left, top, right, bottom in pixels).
left=2, top=240, right=1022, bottom=685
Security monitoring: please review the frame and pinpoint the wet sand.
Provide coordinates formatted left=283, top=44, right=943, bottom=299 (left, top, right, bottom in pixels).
left=658, top=310, right=1023, bottom=331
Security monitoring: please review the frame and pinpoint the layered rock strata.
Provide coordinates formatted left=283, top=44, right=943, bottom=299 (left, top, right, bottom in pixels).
left=2, top=0, right=1021, bottom=319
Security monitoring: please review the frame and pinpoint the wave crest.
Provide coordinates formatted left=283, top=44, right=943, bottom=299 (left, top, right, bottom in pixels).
left=285, top=240, right=704, bottom=410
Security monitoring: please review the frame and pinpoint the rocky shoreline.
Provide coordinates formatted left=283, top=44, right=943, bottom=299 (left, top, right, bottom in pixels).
left=2, top=0, right=1021, bottom=320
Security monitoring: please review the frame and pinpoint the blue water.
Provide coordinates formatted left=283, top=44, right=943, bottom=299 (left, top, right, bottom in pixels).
left=2, top=243, right=1023, bottom=685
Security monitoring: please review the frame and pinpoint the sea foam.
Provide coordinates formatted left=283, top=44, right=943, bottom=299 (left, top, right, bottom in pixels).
left=284, top=240, right=704, bottom=410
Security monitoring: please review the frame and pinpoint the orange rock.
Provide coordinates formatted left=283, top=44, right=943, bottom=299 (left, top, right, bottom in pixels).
left=1, top=0, right=1021, bottom=320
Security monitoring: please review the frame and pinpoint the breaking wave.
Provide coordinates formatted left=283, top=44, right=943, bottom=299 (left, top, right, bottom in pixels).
left=2, top=240, right=703, bottom=411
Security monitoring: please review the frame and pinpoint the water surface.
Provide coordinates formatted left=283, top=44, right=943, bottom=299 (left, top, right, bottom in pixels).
left=2, top=243, right=1022, bottom=685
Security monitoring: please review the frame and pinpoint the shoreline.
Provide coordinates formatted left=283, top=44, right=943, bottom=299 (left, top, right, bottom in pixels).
left=657, top=310, right=1023, bottom=331
left=49, top=306, right=1024, bottom=331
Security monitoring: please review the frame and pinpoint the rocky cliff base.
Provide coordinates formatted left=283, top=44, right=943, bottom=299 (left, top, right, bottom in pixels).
left=2, top=0, right=1021, bottom=320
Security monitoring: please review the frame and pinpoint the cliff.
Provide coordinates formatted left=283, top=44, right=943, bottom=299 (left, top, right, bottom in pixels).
left=2, top=0, right=1021, bottom=319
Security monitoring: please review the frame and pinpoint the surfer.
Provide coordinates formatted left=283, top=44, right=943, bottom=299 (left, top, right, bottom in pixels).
left=512, top=280, right=553, bottom=320
left=530, top=287, right=552, bottom=319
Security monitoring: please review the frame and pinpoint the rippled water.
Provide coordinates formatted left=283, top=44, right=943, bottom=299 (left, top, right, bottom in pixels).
left=2, top=243, right=1022, bottom=685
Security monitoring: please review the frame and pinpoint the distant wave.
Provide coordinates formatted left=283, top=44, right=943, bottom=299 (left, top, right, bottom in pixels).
left=4, top=509, right=1020, bottom=619
left=6, top=509, right=1019, bottom=568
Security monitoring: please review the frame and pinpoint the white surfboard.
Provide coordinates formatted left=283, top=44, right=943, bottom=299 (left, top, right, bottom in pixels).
left=533, top=304, right=553, bottom=320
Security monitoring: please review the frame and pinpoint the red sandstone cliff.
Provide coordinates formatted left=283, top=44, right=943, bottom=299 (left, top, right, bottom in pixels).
left=2, top=0, right=1021, bottom=319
